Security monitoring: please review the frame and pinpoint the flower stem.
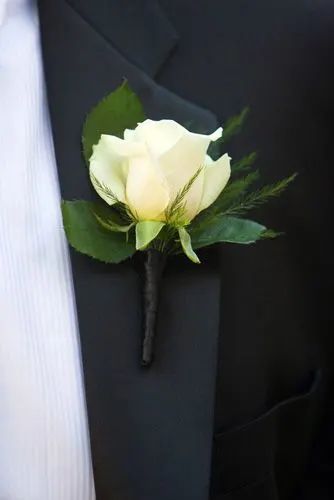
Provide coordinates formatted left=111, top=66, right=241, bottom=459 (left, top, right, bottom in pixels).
left=141, top=249, right=166, bottom=367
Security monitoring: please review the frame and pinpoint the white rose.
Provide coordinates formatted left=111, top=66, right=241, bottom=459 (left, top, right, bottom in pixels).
left=89, top=119, right=231, bottom=222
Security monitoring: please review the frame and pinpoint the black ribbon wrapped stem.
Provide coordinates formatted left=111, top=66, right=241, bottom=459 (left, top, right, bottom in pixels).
left=141, top=249, right=167, bottom=366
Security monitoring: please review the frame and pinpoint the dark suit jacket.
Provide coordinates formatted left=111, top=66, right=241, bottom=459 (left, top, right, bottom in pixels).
left=38, top=1, right=334, bottom=499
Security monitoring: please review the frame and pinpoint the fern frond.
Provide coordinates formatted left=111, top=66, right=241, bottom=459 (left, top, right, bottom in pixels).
left=192, top=170, right=260, bottom=230
left=213, top=170, right=260, bottom=212
left=220, top=107, right=250, bottom=144
left=232, top=152, right=257, bottom=174
left=90, top=173, right=135, bottom=221
left=90, top=173, right=119, bottom=205
left=222, top=173, right=298, bottom=217
left=165, top=166, right=203, bottom=225
left=208, top=107, right=250, bottom=159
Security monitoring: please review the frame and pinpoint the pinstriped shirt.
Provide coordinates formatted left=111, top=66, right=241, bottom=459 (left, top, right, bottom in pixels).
left=0, top=0, right=95, bottom=497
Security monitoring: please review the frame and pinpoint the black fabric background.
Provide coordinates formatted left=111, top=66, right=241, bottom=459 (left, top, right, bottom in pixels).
left=38, top=1, right=334, bottom=498
left=155, top=1, right=334, bottom=498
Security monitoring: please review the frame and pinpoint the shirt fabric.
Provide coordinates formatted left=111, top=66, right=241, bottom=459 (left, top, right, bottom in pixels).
left=0, top=0, right=95, bottom=498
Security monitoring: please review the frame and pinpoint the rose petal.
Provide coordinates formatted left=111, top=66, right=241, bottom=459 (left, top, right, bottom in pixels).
left=123, top=128, right=136, bottom=141
left=197, top=153, right=231, bottom=214
left=156, top=125, right=222, bottom=220
left=133, top=119, right=185, bottom=157
left=89, top=134, right=144, bottom=205
left=126, top=156, right=170, bottom=221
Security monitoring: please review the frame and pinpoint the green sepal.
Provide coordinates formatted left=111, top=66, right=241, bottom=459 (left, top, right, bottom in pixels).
left=82, top=81, right=145, bottom=164
left=135, top=221, right=165, bottom=250
left=190, top=215, right=267, bottom=249
left=178, top=226, right=200, bottom=264
left=61, top=200, right=135, bottom=263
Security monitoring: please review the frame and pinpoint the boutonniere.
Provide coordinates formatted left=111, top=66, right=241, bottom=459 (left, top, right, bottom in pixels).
left=62, top=81, right=296, bottom=367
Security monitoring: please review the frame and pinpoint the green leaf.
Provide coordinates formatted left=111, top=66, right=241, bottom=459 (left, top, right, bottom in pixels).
left=61, top=200, right=135, bottom=263
left=92, top=203, right=134, bottom=233
left=231, top=152, right=257, bottom=174
left=190, top=215, right=267, bottom=249
left=178, top=226, right=200, bottom=263
left=136, top=221, right=165, bottom=250
left=82, top=81, right=145, bottom=164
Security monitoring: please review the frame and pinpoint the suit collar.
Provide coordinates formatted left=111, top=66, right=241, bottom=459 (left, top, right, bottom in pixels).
left=66, top=0, right=179, bottom=77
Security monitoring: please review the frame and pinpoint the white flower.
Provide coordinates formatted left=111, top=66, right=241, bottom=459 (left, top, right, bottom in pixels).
left=89, top=119, right=231, bottom=222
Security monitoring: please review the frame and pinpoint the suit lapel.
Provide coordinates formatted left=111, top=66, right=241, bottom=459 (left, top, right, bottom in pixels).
left=38, top=1, right=220, bottom=499
left=66, top=0, right=179, bottom=77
